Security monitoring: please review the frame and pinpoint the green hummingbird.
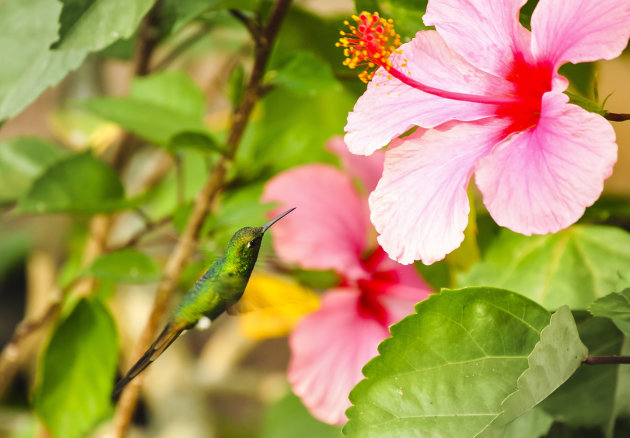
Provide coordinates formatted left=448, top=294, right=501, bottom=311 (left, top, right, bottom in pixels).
left=112, top=208, right=295, bottom=399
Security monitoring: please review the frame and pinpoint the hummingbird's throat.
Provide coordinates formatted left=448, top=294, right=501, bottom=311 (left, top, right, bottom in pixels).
left=337, top=12, right=519, bottom=106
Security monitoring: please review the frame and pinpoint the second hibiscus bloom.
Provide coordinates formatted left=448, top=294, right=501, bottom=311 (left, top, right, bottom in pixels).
left=262, top=138, right=431, bottom=425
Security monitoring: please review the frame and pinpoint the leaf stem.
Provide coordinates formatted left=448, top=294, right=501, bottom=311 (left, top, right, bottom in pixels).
left=110, top=1, right=293, bottom=436
left=584, top=355, right=630, bottom=365
left=605, top=112, right=630, bottom=122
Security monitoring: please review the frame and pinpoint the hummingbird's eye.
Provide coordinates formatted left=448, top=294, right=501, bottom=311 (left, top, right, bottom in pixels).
left=247, top=237, right=261, bottom=249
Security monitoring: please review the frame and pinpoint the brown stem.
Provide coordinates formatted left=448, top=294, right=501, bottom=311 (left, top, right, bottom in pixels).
left=230, top=9, right=262, bottom=40
left=110, top=1, right=293, bottom=436
left=605, top=112, right=630, bottom=122
left=584, top=355, right=630, bottom=365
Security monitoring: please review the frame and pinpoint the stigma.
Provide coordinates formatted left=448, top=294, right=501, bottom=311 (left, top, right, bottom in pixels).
left=336, top=12, right=401, bottom=83
left=336, top=12, right=520, bottom=106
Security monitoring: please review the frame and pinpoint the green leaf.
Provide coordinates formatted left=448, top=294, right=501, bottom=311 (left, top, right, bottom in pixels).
left=0, top=137, right=68, bottom=203
left=227, top=63, right=246, bottom=109
left=477, top=307, right=588, bottom=437
left=52, top=0, right=156, bottom=51
left=85, top=249, right=160, bottom=283
left=458, top=226, right=630, bottom=309
left=0, top=228, right=30, bottom=281
left=18, top=152, right=126, bottom=214
left=540, top=314, right=630, bottom=437
left=269, top=52, right=340, bottom=97
left=588, top=289, right=630, bottom=335
left=379, top=0, right=430, bottom=39
left=34, top=299, right=118, bottom=438
left=344, top=287, right=551, bottom=438
left=502, top=408, right=553, bottom=438
left=236, top=84, right=352, bottom=176
left=83, top=72, right=208, bottom=146
left=160, top=0, right=262, bottom=35
left=261, top=392, right=342, bottom=438
left=167, top=131, right=225, bottom=155
left=0, top=0, right=89, bottom=120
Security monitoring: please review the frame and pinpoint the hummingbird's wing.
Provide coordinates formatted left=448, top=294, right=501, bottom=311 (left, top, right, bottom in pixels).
left=112, top=320, right=188, bottom=400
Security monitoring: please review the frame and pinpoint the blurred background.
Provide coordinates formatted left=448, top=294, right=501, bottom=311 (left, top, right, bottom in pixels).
left=1, top=0, right=629, bottom=437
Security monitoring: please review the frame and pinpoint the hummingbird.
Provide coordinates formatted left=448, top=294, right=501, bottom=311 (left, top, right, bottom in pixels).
left=112, top=207, right=295, bottom=399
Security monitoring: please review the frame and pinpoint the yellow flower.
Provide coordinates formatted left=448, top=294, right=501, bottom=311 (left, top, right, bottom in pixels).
left=238, top=273, right=320, bottom=340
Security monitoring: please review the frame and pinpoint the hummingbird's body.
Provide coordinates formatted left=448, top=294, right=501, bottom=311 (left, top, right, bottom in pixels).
left=112, top=209, right=295, bottom=399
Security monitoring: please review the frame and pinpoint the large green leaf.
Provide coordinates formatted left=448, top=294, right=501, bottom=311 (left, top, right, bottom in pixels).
left=0, top=0, right=89, bottom=120
left=588, top=289, right=630, bottom=336
left=0, top=137, right=68, bottom=203
left=85, top=249, right=161, bottom=283
left=52, top=0, right=156, bottom=51
left=458, top=226, right=630, bottom=309
left=540, top=314, right=630, bottom=437
left=478, top=306, right=587, bottom=437
left=83, top=72, right=208, bottom=147
left=18, top=152, right=126, bottom=214
left=344, top=287, right=551, bottom=437
left=34, top=299, right=118, bottom=438
left=502, top=408, right=553, bottom=438
left=261, top=392, right=342, bottom=438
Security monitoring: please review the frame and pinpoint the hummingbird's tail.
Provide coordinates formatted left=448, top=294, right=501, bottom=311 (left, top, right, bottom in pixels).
left=112, top=321, right=187, bottom=401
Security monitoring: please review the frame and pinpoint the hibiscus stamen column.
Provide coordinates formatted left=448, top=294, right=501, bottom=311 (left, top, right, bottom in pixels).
left=337, top=11, right=519, bottom=105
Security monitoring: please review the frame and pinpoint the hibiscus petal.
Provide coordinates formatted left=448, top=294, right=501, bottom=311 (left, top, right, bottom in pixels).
left=327, top=136, right=385, bottom=192
left=370, top=119, right=509, bottom=265
left=262, top=164, right=369, bottom=279
left=345, top=31, right=509, bottom=155
left=531, top=0, right=630, bottom=68
left=365, top=246, right=433, bottom=292
left=288, top=287, right=417, bottom=425
left=424, top=0, right=532, bottom=77
left=476, top=92, right=617, bottom=235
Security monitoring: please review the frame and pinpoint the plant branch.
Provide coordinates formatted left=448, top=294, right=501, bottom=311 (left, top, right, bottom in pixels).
left=152, top=24, right=212, bottom=71
left=111, top=1, right=293, bottom=436
left=230, top=9, right=262, bottom=40
left=584, top=355, right=630, bottom=365
left=0, top=277, right=79, bottom=397
left=605, top=112, right=630, bottom=122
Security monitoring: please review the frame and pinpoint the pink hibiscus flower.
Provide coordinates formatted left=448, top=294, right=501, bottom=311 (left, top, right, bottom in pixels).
left=261, top=138, right=432, bottom=425
left=340, top=1, right=630, bottom=265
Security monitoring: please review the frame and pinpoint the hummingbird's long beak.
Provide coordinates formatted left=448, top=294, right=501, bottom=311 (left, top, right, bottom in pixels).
left=262, top=207, right=296, bottom=233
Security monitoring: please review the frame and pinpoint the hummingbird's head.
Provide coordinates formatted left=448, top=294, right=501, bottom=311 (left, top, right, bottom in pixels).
left=224, top=208, right=295, bottom=268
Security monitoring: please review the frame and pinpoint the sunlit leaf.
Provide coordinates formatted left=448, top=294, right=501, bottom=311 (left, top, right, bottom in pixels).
left=83, top=72, right=208, bottom=147
left=18, top=152, right=127, bottom=214
left=52, top=0, right=156, bottom=51
left=458, top=226, right=630, bottom=309
left=588, top=289, right=630, bottom=336
left=0, top=0, right=88, bottom=120
left=85, top=249, right=161, bottom=283
left=34, top=299, right=118, bottom=438
left=344, top=287, right=552, bottom=437
left=269, top=51, right=340, bottom=97
left=0, top=137, right=68, bottom=203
